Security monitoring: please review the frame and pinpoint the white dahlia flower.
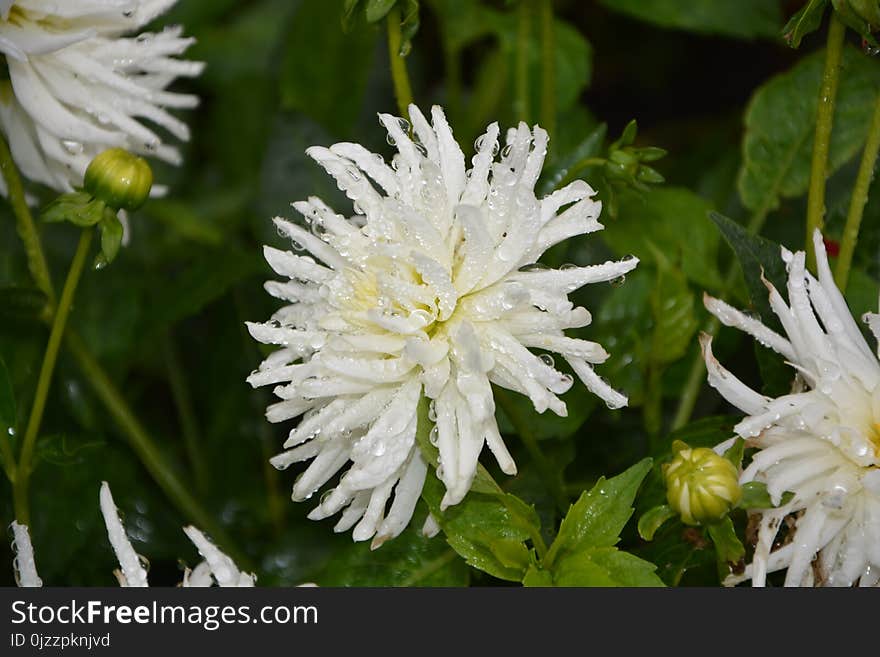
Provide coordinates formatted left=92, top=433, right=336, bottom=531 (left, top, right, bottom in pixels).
left=701, top=230, right=880, bottom=587
left=0, top=0, right=203, bottom=197
left=11, top=482, right=254, bottom=587
left=247, top=104, right=638, bottom=547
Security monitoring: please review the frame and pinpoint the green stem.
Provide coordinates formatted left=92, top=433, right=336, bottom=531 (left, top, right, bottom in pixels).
left=64, top=330, right=250, bottom=568
left=386, top=6, right=414, bottom=118
left=539, top=0, right=556, bottom=136
left=805, top=14, right=846, bottom=269
left=14, top=229, right=93, bottom=525
left=557, top=158, right=606, bottom=189
left=0, top=133, right=54, bottom=307
left=495, top=389, right=568, bottom=514
left=671, top=206, right=770, bottom=431
left=2, top=142, right=247, bottom=565
left=834, top=94, right=880, bottom=291
left=515, top=0, right=531, bottom=123
left=163, top=336, right=209, bottom=494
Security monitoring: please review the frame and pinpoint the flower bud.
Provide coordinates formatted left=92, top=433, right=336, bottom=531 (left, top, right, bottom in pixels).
left=663, top=441, right=741, bottom=526
left=84, top=148, right=152, bottom=211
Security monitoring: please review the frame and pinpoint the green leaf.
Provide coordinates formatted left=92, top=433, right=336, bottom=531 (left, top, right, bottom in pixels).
left=314, top=514, right=469, bottom=586
left=723, top=437, right=745, bottom=468
left=552, top=547, right=665, bottom=587
left=422, top=476, right=534, bottom=581
left=706, top=516, right=745, bottom=566
left=99, top=213, right=124, bottom=266
left=638, top=504, right=676, bottom=541
left=522, top=564, right=554, bottom=587
left=365, top=0, right=396, bottom=21
left=649, top=259, right=699, bottom=366
left=605, top=188, right=721, bottom=291
left=739, top=481, right=774, bottom=509
left=280, top=0, right=378, bottom=137
left=42, top=193, right=105, bottom=227
left=710, top=212, right=788, bottom=327
left=738, top=46, right=880, bottom=215
left=599, top=0, right=783, bottom=39
left=545, top=458, right=653, bottom=565
left=782, top=0, right=829, bottom=47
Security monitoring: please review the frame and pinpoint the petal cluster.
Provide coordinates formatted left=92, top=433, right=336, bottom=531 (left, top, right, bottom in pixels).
left=702, top=231, right=880, bottom=587
left=11, top=482, right=254, bottom=587
left=0, top=0, right=203, bottom=196
left=248, top=104, right=637, bottom=546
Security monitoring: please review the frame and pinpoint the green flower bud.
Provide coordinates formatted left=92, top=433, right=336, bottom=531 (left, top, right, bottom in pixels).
left=84, top=148, right=153, bottom=212
left=663, top=441, right=741, bottom=526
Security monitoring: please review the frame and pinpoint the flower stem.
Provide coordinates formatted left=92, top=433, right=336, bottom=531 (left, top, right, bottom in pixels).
left=805, top=13, right=846, bottom=269
left=834, top=94, right=880, bottom=291
left=13, top=229, right=93, bottom=525
left=0, top=133, right=54, bottom=307
left=539, top=0, right=556, bottom=137
left=515, top=0, right=531, bottom=123
left=386, top=6, right=414, bottom=118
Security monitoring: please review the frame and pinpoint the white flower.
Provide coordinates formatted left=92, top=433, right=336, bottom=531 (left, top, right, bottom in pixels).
left=0, top=0, right=203, bottom=197
left=247, top=104, right=638, bottom=547
left=701, top=230, right=880, bottom=587
left=11, top=482, right=254, bottom=587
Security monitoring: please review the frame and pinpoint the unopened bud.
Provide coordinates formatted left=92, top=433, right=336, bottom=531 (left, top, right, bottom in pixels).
left=84, top=148, right=152, bottom=211
left=663, top=441, right=741, bottom=526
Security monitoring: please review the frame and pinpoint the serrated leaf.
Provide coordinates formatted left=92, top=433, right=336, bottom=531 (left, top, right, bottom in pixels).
left=552, top=547, right=665, bottom=587
left=638, top=504, right=676, bottom=541
left=782, top=0, right=829, bottom=47
left=422, top=475, right=534, bottom=581
left=738, top=46, right=880, bottom=214
left=545, top=458, right=652, bottom=566
left=599, top=0, right=783, bottom=39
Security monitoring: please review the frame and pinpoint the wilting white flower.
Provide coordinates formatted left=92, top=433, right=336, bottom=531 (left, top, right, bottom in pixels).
left=702, top=230, right=880, bottom=587
left=11, top=482, right=254, bottom=587
left=0, top=0, right=203, bottom=197
left=247, top=104, right=638, bottom=547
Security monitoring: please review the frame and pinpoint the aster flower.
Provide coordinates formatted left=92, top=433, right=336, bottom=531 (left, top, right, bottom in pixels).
left=701, top=230, right=880, bottom=587
left=10, top=482, right=254, bottom=587
left=247, top=104, right=638, bottom=547
left=0, top=0, right=203, bottom=197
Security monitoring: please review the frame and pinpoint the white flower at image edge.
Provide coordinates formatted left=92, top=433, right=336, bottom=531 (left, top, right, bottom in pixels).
left=0, top=0, right=203, bottom=197
left=702, top=231, right=880, bottom=587
left=11, top=482, right=254, bottom=587
left=247, top=104, right=638, bottom=547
